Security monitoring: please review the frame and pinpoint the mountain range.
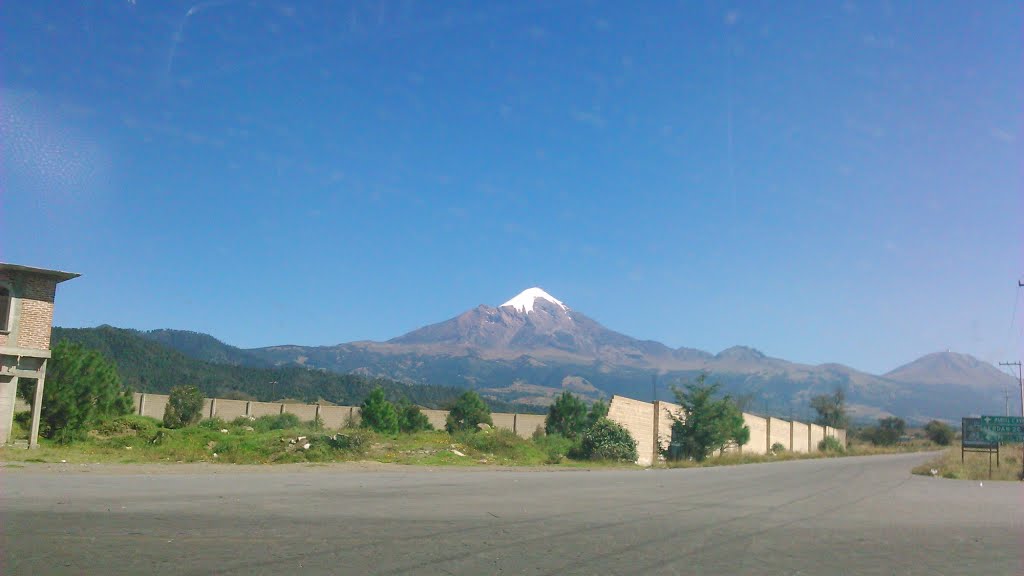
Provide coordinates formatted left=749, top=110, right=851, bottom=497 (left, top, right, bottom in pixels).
left=63, top=288, right=1021, bottom=424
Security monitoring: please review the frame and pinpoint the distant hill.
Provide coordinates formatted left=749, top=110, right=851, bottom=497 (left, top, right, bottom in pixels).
left=885, top=352, right=1017, bottom=390
left=50, top=326, right=541, bottom=413
left=139, top=328, right=272, bottom=368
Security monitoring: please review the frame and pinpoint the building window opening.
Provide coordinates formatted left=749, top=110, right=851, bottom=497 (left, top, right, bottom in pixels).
left=0, top=286, right=10, bottom=333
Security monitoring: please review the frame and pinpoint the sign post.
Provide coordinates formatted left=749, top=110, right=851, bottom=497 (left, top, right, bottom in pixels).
left=963, top=416, right=1024, bottom=479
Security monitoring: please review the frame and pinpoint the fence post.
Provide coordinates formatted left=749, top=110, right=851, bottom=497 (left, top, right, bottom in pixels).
left=245, top=401, right=251, bottom=417
left=513, top=413, right=518, bottom=435
left=315, top=403, right=321, bottom=423
left=790, top=420, right=794, bottom=452
left=138, top=393, right=146, bottom=416
left=209, top=397, right=217, bottom=419
left=808, top=423, right=813, bottom=452
left=280, top=403, right=286, bottom=415
left=766, top=417, right=771, bottom=453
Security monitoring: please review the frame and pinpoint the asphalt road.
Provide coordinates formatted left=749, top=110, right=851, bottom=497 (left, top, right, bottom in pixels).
left=2, top=453, right=1022, bottom=575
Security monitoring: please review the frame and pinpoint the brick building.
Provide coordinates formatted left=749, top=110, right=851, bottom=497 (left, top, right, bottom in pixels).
left=0, top=263, right=79, bottom=447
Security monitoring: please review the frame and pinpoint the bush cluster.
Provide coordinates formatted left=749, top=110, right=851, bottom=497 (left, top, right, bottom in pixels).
left=577, top=418, right=638, bottom=462
left=360, top=387, right=435, bottom=434
left=818, top=436, right=844, bottom=453
left=163, top=385, right=204, bottom=429
left=445, top=391, right=492, bottom=433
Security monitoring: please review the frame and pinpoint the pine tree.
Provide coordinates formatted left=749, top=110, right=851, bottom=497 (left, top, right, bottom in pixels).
left=665, top=374, right=749, bottom=462
left=39, top=341, right=133, bottom=443
left=545, top=391, right=589, bottom=438
left=360, top=387, right=399, bottom=434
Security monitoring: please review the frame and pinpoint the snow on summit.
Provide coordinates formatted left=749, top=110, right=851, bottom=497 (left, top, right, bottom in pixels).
left=500, top=287, right=569, bottom=314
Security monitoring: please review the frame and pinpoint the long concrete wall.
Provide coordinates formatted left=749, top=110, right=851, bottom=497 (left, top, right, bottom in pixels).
left=606, top=395, right=846, bottom=465
left=131, top=393, right=544, bottom=437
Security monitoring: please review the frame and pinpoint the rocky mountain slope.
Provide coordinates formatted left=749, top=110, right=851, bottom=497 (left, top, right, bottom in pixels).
left=115, top=287, right=1018, bottom=422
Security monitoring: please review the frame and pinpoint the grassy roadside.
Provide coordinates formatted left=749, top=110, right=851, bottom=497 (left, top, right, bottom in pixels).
left=3, top=414, right=943, bottom=471
left=911, top=443, right=1023, bottom=481
left=661, top=438, right=941, bottom=469
left=0, top=414, right=631, bottom=469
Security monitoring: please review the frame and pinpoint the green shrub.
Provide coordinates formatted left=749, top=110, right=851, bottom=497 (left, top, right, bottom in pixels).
left=250, top=413, right=301, bottom=432
left=923, top=420, right=954, bottom=446
left=533, top=433, right=577, bottom=464
left=770, top=442, right=787, bottom=454
left=863, top=417, right=906, bottom=446
left=197, top=417, right=228, bottom=431
left=94, top=415, right=160, bottom=437
left=455, top=428, right=522, bottom=453
left=819, top=436, right=844, bottom=453
left=445, top=391, right=492, bottom=433
left=163, top=385, right=205, bottom=429
left=397, top=403, right=433, bottom=433
left=40, top=341, right=134, bottom=443
left=13, top=411, right=32, bottom=429
left=578, top=418, right=638, bottom=462
left=323, top=429, right=371, bottom=454
left=360, top=387, right=399, bottom=434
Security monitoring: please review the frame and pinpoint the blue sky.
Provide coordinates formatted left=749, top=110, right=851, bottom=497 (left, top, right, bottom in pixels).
left=2, top=1, right=1020, bottom=374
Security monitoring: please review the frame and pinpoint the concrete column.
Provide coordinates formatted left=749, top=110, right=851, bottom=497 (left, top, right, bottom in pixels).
left=808, top=423, right=813, bottom=452
left=209, top=397, right=218, bottom=419
left=315, top=403, right=321, bottom=423
left=652, top=401, right=661, bottom=465
left=280, top=403, right=285, bottom=415
left=245, top=401, right=252, bottom=417
left=28, top=359, right=45, bottom=449
left=765, top=417, right=771, bottom=454
left=513, top=413, right=518, bottom=435
left=790, top=420, right=794, bottom=452
left=1, top=375, right=19, bottom=445
left=138, top=393, right=146, bottom=416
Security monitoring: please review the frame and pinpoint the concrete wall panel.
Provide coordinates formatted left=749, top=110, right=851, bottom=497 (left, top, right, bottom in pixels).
left=421, top=409, right=448, bottom=430
left=834, top=428, right=847, bottom=447
left=249, top=401, right=283, bottom=418
left=514, top=414, right=546, bottom=438
left=491, top=412, right=516, bottom=432
left=284, top=403, right=318, bottom=422
left=655, top=401, right=681, bottom=457
left=768, top=417, right=791, bottom=452
left=791, top=421, right=810, bottom=453
left=809, top=424, right=825, bottom=452
left=215, top=399, right=249, bottom=421
left=319, top=406, right=353, bottom=429
left=743, top=413, right=768, bottom=455
left=607, top=395, right=655, bottom=465
left=141, top=394, right=169, bottom=420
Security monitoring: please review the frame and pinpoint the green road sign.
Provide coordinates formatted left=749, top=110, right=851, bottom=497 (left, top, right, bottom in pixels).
left=968, top=416, right=1024, bottom=443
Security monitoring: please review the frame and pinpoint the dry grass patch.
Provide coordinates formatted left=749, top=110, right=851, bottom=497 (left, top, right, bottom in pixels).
left=912, top=443, right=1023, bottom=481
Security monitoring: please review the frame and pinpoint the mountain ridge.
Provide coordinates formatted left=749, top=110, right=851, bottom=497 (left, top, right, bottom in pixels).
left=64, top=288, right=1021, bottom=422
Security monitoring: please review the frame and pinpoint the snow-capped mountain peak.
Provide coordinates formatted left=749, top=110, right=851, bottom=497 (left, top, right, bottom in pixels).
left=500, top=287, right=568, bottom=314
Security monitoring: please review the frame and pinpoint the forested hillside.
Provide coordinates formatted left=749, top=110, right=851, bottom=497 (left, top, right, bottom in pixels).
left=51, top=326, right=539, bottom=412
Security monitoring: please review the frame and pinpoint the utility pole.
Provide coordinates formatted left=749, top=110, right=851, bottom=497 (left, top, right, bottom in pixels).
left=999, top=360, right=1022, bottom=481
